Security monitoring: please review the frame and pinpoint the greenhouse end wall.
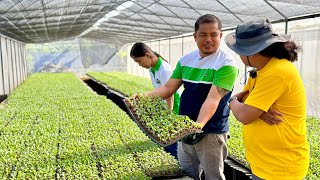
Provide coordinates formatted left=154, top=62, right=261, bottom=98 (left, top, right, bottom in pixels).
left=0, top=34, right=27, bottom=98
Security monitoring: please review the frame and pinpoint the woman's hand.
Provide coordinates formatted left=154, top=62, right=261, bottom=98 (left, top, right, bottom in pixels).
left=233, top=90, right=249, bottom=102
left=260, top=108, right=283, bottom=125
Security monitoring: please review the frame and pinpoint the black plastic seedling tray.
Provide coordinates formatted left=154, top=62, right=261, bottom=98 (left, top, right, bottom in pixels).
left=123, top=98, right=202, bottom=147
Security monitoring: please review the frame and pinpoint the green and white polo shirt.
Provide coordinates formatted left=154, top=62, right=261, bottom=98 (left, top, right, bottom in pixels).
left=150, top=57, right=180, bottom=114
left=171, top=48, right=238, bottom=133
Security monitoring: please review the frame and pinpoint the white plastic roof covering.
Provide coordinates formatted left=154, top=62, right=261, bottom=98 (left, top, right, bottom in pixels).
left=0, top=0, right=320, bottom=44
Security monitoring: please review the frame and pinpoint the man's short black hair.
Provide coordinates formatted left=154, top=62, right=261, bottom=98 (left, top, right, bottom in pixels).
left=195, top=14, right=222, bottom=32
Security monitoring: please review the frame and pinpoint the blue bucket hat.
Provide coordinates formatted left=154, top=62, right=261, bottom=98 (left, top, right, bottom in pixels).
left=225, top=19, right=291, bottom=56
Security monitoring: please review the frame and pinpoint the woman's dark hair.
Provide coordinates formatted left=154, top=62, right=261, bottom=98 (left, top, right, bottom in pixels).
left=130, top=42, right=168, bottom=62
left=130, top=42, right=149, bottom=58
left=195, top=14, right=222, bottom=32
left=259, top=41, right=301, bottom=62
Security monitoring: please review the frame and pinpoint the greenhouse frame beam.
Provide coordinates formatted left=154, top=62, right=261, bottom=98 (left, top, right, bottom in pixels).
left=86, top=30, right=168, bottom=40
left=82, top=0, right=183, bottom=39
left=272, top=13, right=320, bottom=23
left=0, top=11, right=107, bottom=22
left=156, top=1, right=193, bottom=28
left=123, top=0, right=180, bottom=35
left=99, top=28, right=179, bottom=38
left=5, top=23, right=92, bottom=32
left=85, top=33, right=161, bottom=42
left=97, top=21, right=189, bottom=35
left=127, top=10, right=198, bottom=22
left=0, top=22, right=33, bottom=42
left=181, top=0, right=202, bottom=16
left=104, top=18, right=191, bottom=31
left=1, top=3, right=116, bottom=14
left=81, top=0, right=169, bottom=38
left=263, top=0, right=288, bottom=33
left=82, top=35, right=145, bottom=44
left=0, top=27, right=22, bottom=41
left=64, top=0, right=90, bottom=38
left=6, top=0, right=43, bottom=43
left=84, top=35, right=156, bottom=42
left=40, top=0, right=49, bottom=42
left=146, top=12, right=320, bottom=44
left=79, top=3, right=120, bottom=29
left=216, top=0, right=244, bottom=23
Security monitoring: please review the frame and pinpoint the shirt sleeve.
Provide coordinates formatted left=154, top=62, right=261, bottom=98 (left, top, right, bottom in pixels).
left=171, top=61, right=182, bottom=79
left=240, top=76, right=253, bottom=101
left=244, top=74, right=288, bottom=112
left=243, top=79, right=250, bottom=91
left=213, top=65, right=238, bottom=91
left=149, top=70, right=157, bottom=88
left=159, top=70, right=172, bottom=85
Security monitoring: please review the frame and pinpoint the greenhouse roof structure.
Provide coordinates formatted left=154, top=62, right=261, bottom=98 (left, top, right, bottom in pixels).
left=0, top=0, right=320, bottom=44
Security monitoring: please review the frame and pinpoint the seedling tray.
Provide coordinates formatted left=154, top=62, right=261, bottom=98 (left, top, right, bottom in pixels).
left=123, top=98, right=202, bottom=147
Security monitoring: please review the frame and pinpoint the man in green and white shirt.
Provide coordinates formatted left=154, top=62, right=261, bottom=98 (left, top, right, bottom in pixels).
left=146, top=14, right=238, bottom=180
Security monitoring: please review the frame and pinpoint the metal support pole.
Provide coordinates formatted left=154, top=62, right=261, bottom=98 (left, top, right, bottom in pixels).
left=285, top=19, right=288, bottom=34
left=182, top=36, right=184, bottom=56
left=169, top=38, right=171, bottom=64
left=0, top=38, right=5, bottom=94
left=158, top=40, right=160, bottom=54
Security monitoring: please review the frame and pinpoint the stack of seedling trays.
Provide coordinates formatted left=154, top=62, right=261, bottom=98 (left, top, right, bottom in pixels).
left=124, top=94, right=203, bottom=147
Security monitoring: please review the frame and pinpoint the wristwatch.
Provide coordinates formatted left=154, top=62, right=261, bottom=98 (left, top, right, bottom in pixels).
left=228, top=97, right=238, bottom=110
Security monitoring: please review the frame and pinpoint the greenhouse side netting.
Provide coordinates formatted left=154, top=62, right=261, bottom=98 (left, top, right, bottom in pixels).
left=0, top=35, right=27, bottom=96
left=25, top=38, right=127, bottom=74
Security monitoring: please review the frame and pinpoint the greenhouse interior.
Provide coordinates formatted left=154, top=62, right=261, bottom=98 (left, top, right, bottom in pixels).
left=0, top=0, right=319, bottom=179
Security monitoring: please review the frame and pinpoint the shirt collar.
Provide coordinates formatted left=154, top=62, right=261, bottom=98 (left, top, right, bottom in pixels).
left=150, top=56, right=162, bottom=72
left=198, top=48, right=220, bottom=60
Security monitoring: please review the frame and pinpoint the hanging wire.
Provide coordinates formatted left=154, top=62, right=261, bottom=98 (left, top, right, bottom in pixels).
left=240, top=68, right=257, bottom=85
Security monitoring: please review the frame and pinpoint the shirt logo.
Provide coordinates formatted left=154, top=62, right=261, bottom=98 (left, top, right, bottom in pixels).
left=156, top=78, right=160, bottom=84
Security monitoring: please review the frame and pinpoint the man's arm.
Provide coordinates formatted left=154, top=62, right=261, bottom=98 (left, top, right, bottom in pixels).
left=165, top=95, right=174, bottom=110
left=146, top=78, right=182, bottom=100
left=196, top=85, right=229, bottom=128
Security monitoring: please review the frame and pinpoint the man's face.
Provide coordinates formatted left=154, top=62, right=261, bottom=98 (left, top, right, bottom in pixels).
left=194, top=22, right=222, bottom=57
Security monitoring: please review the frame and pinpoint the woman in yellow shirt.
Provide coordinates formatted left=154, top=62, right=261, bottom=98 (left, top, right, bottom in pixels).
left=225, top=19, right=309, bottom=180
